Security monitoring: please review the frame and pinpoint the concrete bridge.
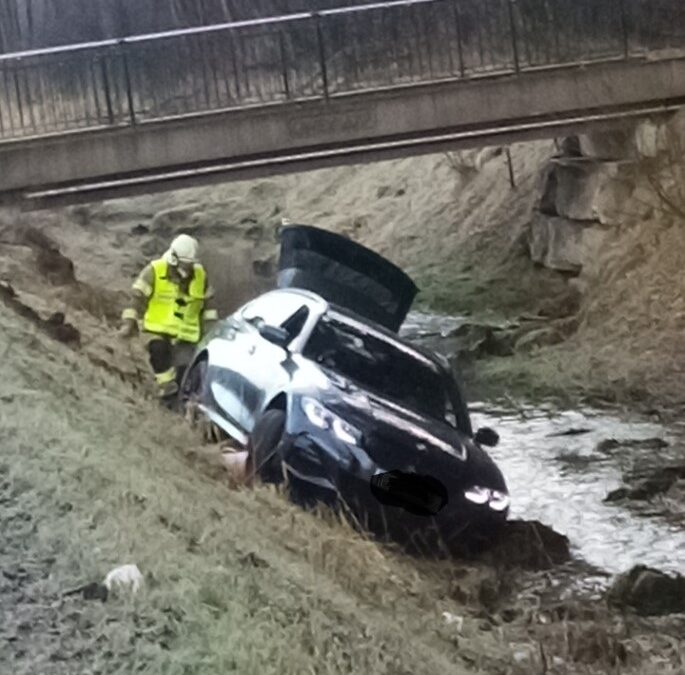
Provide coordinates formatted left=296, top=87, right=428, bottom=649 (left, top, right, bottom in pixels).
left=0, top=0, right=684, bottom=208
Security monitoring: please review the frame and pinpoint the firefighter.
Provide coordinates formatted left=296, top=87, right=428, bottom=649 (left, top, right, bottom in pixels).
left=119, top=234, right=218, bottom=401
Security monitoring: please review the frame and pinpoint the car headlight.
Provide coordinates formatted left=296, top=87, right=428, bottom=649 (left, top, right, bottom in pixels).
left=301, top=397, right=361, bottom=446
left=488, top=490, right=510, bottom=512
left=464, top=486, right=490, bottom=505
left=464, top=486, right=510, bottom=511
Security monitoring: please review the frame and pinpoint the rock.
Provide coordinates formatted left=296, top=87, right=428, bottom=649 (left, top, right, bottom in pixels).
left=252, top=256, right=276, bottom=279
left=130, top=223, right=149, bottom=236
left=635, top=119, right=660, bottom=158
left=151, top=205, right=197, bottom=237
left=604, top=487, right=630, bottom=502
left=606, top=464, right=685, bottom=503
left=559, top=136, right=582, bottom=157
left=441, top=611, right=464, bottom=632
left=595, top=437, right=669, bottom=454
left=578, top=128, right=637, bottom=161
left=607, top=565, right=685, bottom=615
left=550, top=158, right=634, bottom=222
left=547, top=427, right=593, bottom=437
left=528, top=212, right=608, bottom=273
left=485, top=520, right=570, bottom=570
left=628, top=186, right=656, bottom=221
left=475, top=327, right=517, bottom=358
left=22, top=228, right=77, bottom=286
left=514, top=326, right=564, bottom=352
left=62, top=581, right=108, bottom=602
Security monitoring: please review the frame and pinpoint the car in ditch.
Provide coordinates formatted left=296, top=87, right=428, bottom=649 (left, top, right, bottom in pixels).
left=179, top=225, right=509, bottom=550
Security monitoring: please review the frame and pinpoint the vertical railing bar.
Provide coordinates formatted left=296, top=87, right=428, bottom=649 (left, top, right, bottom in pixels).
left=209, top=37, right=222, bottom=106
left=380, top=6, right=392, bottom=85
left=33, top=58, right=49, bottom=133
left=0, top=65, right=6, bottom=136
left=100, top=51, right=115, bottom=124
left=198, top=35, right=213, bottom=110
left=139, top=45, right=156, bottom=119
left=162, top=39, right=175, bottom=115
left=21, top=63, right=36, bottom=133
left=618, top=0, right=630, bottom=58
left=515, top=0, right=529, bottom=66
left=409, top=5, right=425, bottom=79
left=550, top=0, right=561, bottom=63
left=421, top=5, right=436, bottom=79
left=452, top=0, right=466, bottom=77
left=12, top=61, right=26, bottom=130
left=389, top=5, right=402, bottom=83
left=118, top=40, right=136, bottom=126
left=506, top=0, right=520, bottom=73
left=46, top=62, right=60, bottom=132
left=88, top=55, right=103, bottom=125
left=314, top=13, right=329, bottom=99
left=217, top=33, right=232, bottom=105
left=242, top=33, right=253, bottom=102
left=541, top=0, right=552, bottom=65
left=63, top=60, right=75, bottom=130
left=75, top=55, right=91, bottom=128
left=278, top=30, right=291, bottom=99
left=54, top=60, right=66, bottom=132
left=228, top=29, right=242, bottom=102
left=5, top=65, right=17, bottom=135
left=350, top=13, right=361, bottom=90
left=439, top=0, right=455, bottom=77
left=475, top=2, right=485, bottom=69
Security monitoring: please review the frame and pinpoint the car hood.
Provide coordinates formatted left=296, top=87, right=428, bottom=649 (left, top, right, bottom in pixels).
left=316, top=371, right=469, bottom=462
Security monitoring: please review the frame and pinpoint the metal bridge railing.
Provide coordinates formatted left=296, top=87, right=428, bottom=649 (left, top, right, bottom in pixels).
left=0, top=0, right=682, bottom=141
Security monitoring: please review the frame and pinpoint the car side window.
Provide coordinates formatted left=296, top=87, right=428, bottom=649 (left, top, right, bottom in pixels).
left=241, top=293, right=305, bottom=327
left=281, top=305, right=310, bottom=340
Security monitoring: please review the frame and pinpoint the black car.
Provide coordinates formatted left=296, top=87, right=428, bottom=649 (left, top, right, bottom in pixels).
left=180, top=225, right=509, bottom=550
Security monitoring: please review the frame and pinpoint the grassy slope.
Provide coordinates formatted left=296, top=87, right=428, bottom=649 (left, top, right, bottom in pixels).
left=1, top=309, right=521, bottom=675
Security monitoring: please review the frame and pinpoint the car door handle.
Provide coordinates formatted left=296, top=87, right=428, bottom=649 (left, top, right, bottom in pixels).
left=248, top=344, right=256, bottom=355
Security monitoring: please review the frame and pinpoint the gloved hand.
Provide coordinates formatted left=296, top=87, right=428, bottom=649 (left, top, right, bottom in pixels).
left=118, top=318, right=138, bottom=338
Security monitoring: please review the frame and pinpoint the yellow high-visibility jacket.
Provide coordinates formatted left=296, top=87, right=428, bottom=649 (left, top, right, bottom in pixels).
left=122, top=259, right=218, bottom=343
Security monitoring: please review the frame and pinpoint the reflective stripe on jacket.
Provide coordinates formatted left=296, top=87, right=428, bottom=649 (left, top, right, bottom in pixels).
left=142, top=259, right=206, bottom=343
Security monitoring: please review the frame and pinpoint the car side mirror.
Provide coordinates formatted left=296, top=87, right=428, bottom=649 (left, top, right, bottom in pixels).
left=259, top=324, right=291, bottom=349
left=474, top=427, right=499, bottom=447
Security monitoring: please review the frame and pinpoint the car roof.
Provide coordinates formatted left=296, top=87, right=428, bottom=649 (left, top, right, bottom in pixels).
left=262, top=287, right=328, bottom=307
left=256, top=289, right=449, bottom=372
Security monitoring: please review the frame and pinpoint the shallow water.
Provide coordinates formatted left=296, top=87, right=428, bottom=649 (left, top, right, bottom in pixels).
left=402, top=312, right=685, bottom=575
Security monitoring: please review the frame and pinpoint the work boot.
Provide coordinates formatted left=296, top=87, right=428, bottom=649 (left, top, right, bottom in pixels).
left=158, top=381, right=179, bottom=410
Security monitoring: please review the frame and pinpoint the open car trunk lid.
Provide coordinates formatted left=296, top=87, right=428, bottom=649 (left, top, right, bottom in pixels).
left=277, top=225, right=418, bottom=333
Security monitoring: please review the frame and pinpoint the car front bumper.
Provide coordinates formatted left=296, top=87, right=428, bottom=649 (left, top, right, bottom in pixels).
left=280, top=430, right=508, bottom=546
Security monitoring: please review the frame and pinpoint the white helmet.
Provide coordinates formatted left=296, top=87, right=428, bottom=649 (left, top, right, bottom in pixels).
left=164, top=234, right=199, bottom=278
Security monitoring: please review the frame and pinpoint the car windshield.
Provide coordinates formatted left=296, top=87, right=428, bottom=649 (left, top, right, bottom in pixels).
left=303, top=313, right=450, bottom=421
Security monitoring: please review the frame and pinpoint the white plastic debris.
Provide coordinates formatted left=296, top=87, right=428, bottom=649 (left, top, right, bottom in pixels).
left=441, top=611, right=464, bottom=632
left=103, top=564, right=143, bottom=594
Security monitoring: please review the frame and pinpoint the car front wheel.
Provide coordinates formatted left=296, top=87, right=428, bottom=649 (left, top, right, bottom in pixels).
left=248, top=409, right=286, bottom=485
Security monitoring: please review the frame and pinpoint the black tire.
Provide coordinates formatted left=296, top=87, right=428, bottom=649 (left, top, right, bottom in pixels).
left=179, top=359, right=207, bottom=409
left=249, top=409, right=286, bottom=485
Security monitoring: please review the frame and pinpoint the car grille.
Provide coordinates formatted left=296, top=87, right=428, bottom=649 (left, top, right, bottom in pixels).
left=364, top=430, right=464, bottom=481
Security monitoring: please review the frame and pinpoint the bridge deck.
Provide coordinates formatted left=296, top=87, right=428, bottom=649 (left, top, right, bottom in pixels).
left=0, top=0, right=683, bottom=206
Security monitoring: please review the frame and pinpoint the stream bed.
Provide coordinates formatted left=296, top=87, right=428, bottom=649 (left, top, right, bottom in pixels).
left=402, top=312, right=685, bottom=575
